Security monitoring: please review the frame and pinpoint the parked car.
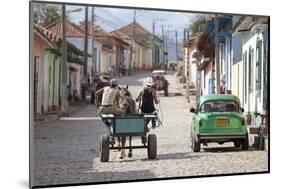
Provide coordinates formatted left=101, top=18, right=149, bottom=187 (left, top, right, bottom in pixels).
left=189, top=94, right=248, bottom=152
left=152, top=70, right=169, bottom=96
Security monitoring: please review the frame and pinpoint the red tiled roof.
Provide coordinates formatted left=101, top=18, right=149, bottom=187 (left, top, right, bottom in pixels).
left=79, top=22, right=130, bottom=48
left=114, top=22, right=152, bottom=37
left=112, top=22, right=153, bottom=48
left=33, top=23, right=61, bottom=46
left=34, top=23, right=85, bottom=57
left=45, top=20, right=129, bottom=51
left=79, top=22, right=112, bottom=37
left=46, top=20, right=85, bottom=38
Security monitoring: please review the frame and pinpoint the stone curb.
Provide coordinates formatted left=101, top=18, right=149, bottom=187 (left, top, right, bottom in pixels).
left=34, top=104, right=89, bottom=124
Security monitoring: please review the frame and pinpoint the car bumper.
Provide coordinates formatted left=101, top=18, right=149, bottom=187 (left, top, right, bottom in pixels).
left=198, top=134, right=246, bottom=140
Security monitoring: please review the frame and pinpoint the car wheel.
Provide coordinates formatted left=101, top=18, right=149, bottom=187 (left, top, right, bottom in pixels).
left=192, top=134, right=201, bottom=152
left=100, top=134, right=110, bottom=162
left=190, top=131, right=194, bottom=148
left=241, top=134, right=249, bottom=150
left=234, top=140, right=241, bottom=148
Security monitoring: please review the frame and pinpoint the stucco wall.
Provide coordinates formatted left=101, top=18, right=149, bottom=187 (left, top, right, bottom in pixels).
left=232, top=60, right=243, bottom=104
left=241, top=31, right=265, bottom=114
left=34, top=34, right=53, bottom=114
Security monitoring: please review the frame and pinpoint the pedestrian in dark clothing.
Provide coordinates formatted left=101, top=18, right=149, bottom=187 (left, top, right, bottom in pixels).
left=136, top=77, right=159, bottom=130
left=81, top=80, right=86, bottom=102
left=136, top=77, right=159, bottom=113
left=89, top=80, right=96, bottom=104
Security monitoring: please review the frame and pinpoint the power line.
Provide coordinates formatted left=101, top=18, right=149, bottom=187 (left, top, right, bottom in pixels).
left=95, top=15, right=119, bottom=29
left=94, top=15, right=151, bottom=43
left=98, top=8, right=128, bottom=26
left=135, top=10, right=150, bottom=18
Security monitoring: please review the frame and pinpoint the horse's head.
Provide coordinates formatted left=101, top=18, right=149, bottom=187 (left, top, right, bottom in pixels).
left=118, top=85, right=135, bottom=114
left=119, top=85, right=131, bottom=97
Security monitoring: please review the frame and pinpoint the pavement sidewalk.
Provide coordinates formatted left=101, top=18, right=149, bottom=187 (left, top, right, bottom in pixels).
left=34, top=101, right=93, bottom=123
left=172, top=73, right=197, bottom=109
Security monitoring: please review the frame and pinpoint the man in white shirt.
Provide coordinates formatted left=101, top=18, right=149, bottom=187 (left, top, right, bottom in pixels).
left=96, top=79, right=124, bottom=116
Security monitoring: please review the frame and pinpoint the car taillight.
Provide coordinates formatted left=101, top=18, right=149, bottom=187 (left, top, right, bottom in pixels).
left=199, top=119, right=204, bottom=127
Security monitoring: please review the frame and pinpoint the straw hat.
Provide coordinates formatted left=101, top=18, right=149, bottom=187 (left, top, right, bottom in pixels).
left=144, top=77, right=154, bottom=86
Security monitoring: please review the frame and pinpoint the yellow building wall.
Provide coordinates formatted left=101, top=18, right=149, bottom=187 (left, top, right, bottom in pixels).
left=232, top=60, right=243, bottom=102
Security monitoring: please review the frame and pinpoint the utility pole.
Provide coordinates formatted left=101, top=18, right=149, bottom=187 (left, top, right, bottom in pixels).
left=91, top=6, right=95, bottom=75
left=152, top=20, right=155, bottom=68
left=84, top=6, right=88, bottom=79
left=61, top=4, right=68, bottom=113
left=162, top=25, right=165, bottom=69
left=183, top=28, right=187, bottom=77
left=185, top=28, right=189, bottom=99
left=162, top=25, right=164, bottom=41
left=175, top=30, right=178, bottom=65
left=81, top=6, right=89, bottom=102
left=165, top=31, right=169, bottom=69
left=214, top=15, right=220, bottom=94
left=129, top=10, right=136, bottom=75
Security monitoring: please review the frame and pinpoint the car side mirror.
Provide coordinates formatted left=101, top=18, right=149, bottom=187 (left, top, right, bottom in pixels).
left=241, top=108, right=244, bottom=112
left=190, top=108, right=196, bottom=113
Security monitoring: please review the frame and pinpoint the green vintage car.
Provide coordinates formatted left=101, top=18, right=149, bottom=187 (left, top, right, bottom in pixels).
left=189, top=94, right=248, bottom=152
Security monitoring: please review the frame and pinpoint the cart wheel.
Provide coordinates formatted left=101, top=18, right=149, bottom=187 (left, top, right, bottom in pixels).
left=148, top=134, right=157, bottom=159
left=128, top=152, right=133, bottom=158
left=100, top=134, right=110, bottom=162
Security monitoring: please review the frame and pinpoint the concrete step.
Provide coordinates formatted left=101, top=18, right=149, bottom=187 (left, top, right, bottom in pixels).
left=248, top=126, right=268, bottom=134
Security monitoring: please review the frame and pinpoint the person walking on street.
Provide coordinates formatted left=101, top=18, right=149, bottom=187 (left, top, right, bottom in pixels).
left=81, top=79, right=87, bottom=102
left=95, top=79, right=124, bottom=116
left=136, top=77, right=159, bottom=114
left=136, top=77, right=160, bottom=130
left=89, top=78, right=96, bottom=104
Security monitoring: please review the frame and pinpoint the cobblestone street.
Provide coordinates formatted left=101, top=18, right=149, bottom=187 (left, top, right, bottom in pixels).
left=33, top=72, right=268, bottom=186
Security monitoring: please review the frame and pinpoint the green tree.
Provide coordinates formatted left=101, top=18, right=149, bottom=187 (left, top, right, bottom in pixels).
left=34, top=4, right=61, bottom=26
left=189, top=15, right=208, bottom=37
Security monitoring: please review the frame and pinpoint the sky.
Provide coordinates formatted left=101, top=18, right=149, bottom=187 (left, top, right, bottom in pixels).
left=65, top=5, right=207, bottom=60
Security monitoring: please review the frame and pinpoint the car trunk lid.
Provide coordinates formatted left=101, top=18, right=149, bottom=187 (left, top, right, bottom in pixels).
left=199, top=112, right=244, bottom=134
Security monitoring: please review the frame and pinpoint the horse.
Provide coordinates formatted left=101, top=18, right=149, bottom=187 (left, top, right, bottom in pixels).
left=118, top=85, right=136, bottom=159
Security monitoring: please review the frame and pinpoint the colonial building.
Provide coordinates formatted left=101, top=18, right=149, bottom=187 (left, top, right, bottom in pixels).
left=186, top=16, right=233, bottom=97
left=45, top=20, right=91, bottom=99
left=232, top=16, right=269, bottom=125
left=182, top=36, right=198, bottom=98
left=113, top=22, right=165, bottom=71
left=89, top=25, right=130, bottom=76
left=33, top=23, right=84, bottom=115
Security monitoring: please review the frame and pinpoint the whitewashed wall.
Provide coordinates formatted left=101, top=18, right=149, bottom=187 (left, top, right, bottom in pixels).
left=242, top=31, right=266, bottom=114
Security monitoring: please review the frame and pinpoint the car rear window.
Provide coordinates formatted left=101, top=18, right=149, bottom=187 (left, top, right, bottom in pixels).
left=199, top=100, right=240, bottom=113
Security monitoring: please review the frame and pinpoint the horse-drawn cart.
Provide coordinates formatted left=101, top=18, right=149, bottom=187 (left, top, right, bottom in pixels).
left=100, top=114, right=158, bottom=162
